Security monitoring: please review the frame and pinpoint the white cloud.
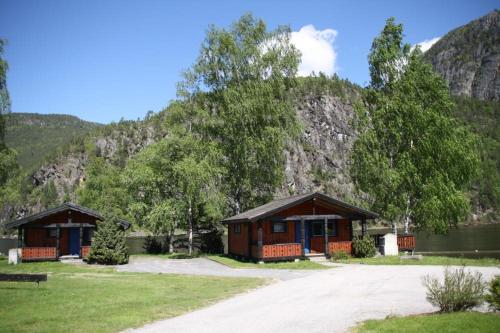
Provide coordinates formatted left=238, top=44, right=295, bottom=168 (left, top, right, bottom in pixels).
left=291, top=25, right=338, bottom=77
left=414, top=36, right=441, bottom=53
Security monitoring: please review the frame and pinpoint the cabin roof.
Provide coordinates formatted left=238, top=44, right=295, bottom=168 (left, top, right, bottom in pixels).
left=4, top=202, right=131, bottom=230
left=221, top=192, right=378, bottom=224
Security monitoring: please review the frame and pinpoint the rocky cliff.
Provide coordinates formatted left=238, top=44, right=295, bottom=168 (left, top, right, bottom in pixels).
left=423, top=10, right=499, bottom=101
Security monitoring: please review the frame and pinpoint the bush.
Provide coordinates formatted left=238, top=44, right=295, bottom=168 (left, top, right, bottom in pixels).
left=352, top=236, right=376, bottom=258
left=331, top=250, right=349, bottom=261
left=422, top=266, right=485, bottom=312
left=485, top=275, right=500, bottom=311
left=87, top=215, right=129, bottom=265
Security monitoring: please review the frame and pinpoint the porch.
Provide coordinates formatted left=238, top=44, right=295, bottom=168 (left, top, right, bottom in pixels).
left=247, top=215, right=366, bottom=261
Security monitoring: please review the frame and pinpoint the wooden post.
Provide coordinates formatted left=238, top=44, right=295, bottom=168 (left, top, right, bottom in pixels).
left=361, top=219, right=367, bottom=237
left=55, top=225, right=60, bottom=259
left=300, top=218, right=305, bottom=257
left=248, top=223, right=253, bottom=260
left=17, top=227, right=23, bottom=248
left=79, top=226, right=83, bottom=258
left=349, top=219, right=353, bottom=240
left=257, top=222, right=263, bottom=260
left=324, top=217, right=329, bottom=256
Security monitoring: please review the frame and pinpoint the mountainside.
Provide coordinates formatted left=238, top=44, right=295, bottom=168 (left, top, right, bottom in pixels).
left=2, top=13, right=499, bottom=227
left=423, top=10, right=499, bottom=101
left=5, top=113, right=102, bottom=170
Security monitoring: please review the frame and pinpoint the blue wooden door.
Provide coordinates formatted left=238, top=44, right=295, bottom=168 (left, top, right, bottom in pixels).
left=295, top=221, right=310, bottom=254
left=69, top=228, right=80, bottom=255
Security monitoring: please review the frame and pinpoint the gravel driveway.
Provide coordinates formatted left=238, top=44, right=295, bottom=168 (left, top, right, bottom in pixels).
left=117, top=256, right=316, bottom=280
left=122, top=260, right=500, bottom=333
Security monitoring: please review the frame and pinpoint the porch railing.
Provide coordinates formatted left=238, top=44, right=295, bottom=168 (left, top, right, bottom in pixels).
left=397, top=234, right=416, bottom=250
left=22, top=247, right=57, bottom=260
left=80, top=246, right=91, bottom=258
left=328, top=241, right=352, bottom=254
left=252, top=243, right=302, bottom=259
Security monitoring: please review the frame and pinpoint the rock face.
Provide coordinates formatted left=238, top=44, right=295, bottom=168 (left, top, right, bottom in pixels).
left=423, top=10, right=500, bottom=101
left=279, top=94, right=358, bottom=202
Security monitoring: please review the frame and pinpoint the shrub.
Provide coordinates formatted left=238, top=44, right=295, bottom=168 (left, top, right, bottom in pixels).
left=331, top=250, right=349, bottom=261
left=422, top=266, right=485, bottom=312
left=352, top=236, right=376, bottom=258
left=485, top=275, right=500, bottom=311
left=87, top=215, right=129, bottom=265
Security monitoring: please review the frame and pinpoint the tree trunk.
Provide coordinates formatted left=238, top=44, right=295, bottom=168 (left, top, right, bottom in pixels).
left=403, top=196, right=411, bottom=234
left=188, top=201, right=193, bottom=255
left=392, top=222, right=397, bottom=236
left=168, top=227, right=174, bottom=253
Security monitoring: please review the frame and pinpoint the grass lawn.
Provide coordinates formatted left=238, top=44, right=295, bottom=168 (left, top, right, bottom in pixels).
left=353, top=312, right=500, bottom=333
left=0, top=258, right=264, bottom=333
left=335, top=255, right=500, bottom=266
left=207, top=254, right=330, bottom=270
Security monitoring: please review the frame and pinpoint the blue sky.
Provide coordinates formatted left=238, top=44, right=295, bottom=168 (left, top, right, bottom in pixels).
left=0, top=1, right=498, bottom=124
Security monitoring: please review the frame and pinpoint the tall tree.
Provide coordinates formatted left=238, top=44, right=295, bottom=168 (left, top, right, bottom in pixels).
left=76, top=156, right=132, bottom=220
left=123, top=133, right=223, bottom=254
left=179, top=14, right=301, bottom=214
left=0, top=39, right=17, bottom=189
left=352, top=18, right=479, bottom=234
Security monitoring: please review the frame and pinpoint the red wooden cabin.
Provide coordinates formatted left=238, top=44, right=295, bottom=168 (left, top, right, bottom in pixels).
left=5, top=203, right=130, bottom=261
left=222, top=192, right=378, bottom=261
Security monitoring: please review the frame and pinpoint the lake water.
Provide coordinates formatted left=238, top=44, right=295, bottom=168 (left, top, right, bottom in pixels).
left=2, top=224, right=499, bottom=258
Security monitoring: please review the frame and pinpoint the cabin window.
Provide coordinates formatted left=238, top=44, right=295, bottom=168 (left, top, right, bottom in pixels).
left=234, top=224, right=241, bottom=234
left=327, top=221, right=337, bottom=236
left=311, top=220, right=338, bottom=236
left=47, top=229, right=57, bottom=238
left=272, top=222, right=287, bottom=233
left=83, top=228, right=94, bottom=246
left=312, top=221, right=324, bottom=236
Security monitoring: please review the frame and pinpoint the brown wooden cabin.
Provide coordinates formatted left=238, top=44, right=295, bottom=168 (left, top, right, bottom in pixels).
left=222, top=192, right=378, bottom=261
left=5, top=203, right=131, bottom=261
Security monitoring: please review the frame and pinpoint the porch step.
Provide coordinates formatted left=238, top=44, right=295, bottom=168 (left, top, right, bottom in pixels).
left=58, top=255, right=81, bottom=263
left=306, top=254, right=328, bottom=262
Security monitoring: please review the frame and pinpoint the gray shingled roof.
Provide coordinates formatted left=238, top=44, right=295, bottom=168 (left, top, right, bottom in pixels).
left=4, top=202, right=131, bottom=230
left=221, top=192, right=378, bottom=223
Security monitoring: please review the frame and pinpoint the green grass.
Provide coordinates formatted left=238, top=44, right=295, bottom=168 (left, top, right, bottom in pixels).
left=334, top=255, right=500, bottom=266
left=354, top=312, right=500, bottom=333
left=207, top=255, right=330, bottom=270
left=0, top=260, right=264, bottom=333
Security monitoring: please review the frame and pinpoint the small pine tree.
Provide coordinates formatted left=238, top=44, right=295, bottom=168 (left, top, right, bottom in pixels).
left=87, top=215, right=129, bottom=265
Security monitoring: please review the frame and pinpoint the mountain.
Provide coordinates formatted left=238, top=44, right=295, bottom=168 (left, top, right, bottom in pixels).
left=2, top=12, right=499, bottom=226
left=423, top=10, right=499, bottom=101
left=4, top=113, right=103, bottom=170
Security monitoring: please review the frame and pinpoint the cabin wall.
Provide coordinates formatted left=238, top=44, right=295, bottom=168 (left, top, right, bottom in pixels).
left=228, top=223, right=249, bottom=257
left=22, top=210, right=97, bottom=256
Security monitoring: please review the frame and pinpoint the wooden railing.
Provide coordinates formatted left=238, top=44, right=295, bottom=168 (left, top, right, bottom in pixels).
left=22, top=247, right=57, bottom=260
left=397, top=235, right=416, bottom=250
left=80, top=246, right=91, bottom=258
left=252, top=243, right=302, bottom=259
left=328, top=241, right=352, bottom=254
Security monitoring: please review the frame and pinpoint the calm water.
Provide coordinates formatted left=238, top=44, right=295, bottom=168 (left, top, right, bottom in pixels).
left=2, top=224, right=499, bottom=258
left=368, top=223, right=500, bottom=258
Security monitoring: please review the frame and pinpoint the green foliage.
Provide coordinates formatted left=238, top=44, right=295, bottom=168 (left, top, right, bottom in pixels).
left=40, top=180, right=57, bottom=208
left=4, top=113, right=102, bottom=170
left=452, top=97, right=500, bottom=216
left=485, top=275, right=500, bottom=311
left=180, top=13, right=301, bottom=214
left=87, top=215, right=129, bottom=265
left=143, top=236, right=165, bottom=254
left=124, top=132, right=224, bottom=253
left=422, top=267, right=485, bottom=312
left=0, top=39, right=10, bottom=115
left=330, top=250, right=350, bottom=261
left=352, top=18, right=479, bottom=234
left=352, top=236, right=376, bottom=258
left=76, top=156, right=131, bottom=220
